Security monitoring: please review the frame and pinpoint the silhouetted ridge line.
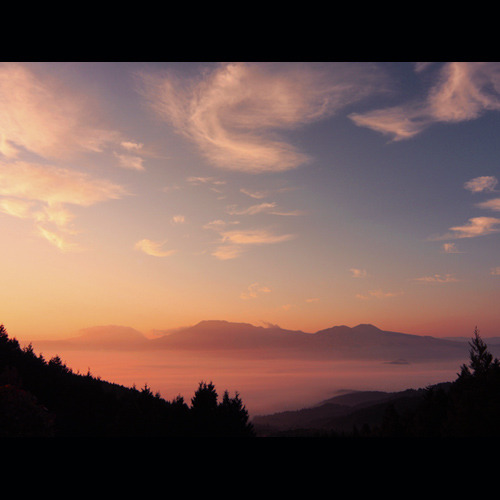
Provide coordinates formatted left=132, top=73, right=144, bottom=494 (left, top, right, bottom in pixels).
left=0, top=324, right=254, bottom=437
left=29, top=320, right=480, bottom=361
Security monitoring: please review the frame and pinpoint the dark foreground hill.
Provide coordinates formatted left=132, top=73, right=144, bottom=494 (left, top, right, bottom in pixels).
left=253, top=327, right=500, bottom=437
left=0, top=325, right=254, bottom=437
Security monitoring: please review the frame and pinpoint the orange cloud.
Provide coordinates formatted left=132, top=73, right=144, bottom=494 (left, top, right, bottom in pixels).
left=0, top=160, right=128, bottom=250
left=134, top=239, right=176, bottom=257
left=0, top=63, right=122, bottom=160
left=220, top=229, right=295, bottom=245
left=465, top=176, right=498, bottom=193
left=414, top=274, right=459, bottom=283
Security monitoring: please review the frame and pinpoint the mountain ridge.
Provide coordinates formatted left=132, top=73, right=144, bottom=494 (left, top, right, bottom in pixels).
left=26, top=319, right=488, bottom=362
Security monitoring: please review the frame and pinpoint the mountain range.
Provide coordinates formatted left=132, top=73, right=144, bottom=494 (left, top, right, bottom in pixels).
left=29, top=320, right=498, bottom=362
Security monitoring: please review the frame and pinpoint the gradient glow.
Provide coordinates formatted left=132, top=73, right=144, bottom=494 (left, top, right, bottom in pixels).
left=0, top=62, right=499, bottom=341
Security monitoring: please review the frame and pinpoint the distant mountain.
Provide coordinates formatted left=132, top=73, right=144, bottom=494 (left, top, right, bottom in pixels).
left=32, top=325, right=150, bottom=351
left=29, top=320, right=492, bottom=362
left=443, top=336, right=500, bottom=345
left=149, top=320, right=472, bottom=361
left=150, top=320, right=312, bottom=351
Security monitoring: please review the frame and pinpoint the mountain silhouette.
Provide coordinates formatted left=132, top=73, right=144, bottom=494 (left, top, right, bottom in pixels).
left=29, top=320, right=484, bottom=362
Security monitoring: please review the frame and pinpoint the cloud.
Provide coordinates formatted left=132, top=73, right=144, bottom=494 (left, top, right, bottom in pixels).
left=227, top=201, right=304, bottom=217
left=121, top=141, right=144, bottom=152
left=240, top=283, right=271, bottom=300
left=356, top=289, right=400, bottom=299
left=0, top=160, right=128, bottom=250
left=171, top=215, right=185, bottom=224
left=305, top=298, right=320, bottom=303
left=113, top=152, right=145, bottom=171
left=186, top=176, right=226, bottom=186
left=208, top=226, right=294, bottom=260
left=442, top=242, right=461, bottom=253
left=211, top=245, right=244, bottom=260
left=0, top=63, right=125, bottom=160
left=414, top=274, right=459, bottom=283
left=134, top=239, right=176, bottom=257
left=138, top=62, right=385, bottom=172
left=491, top=267, right=500, bottom=276
left=447, top=217, right=500, bottom=238
left=350, top=268, right=367, bottom=278
left=350, top=62, right=500, bottom=141
left=220, top=229, right=295, bottom=245
left=240, top=188, right=268, bottom=199
left=476, top=198, right=500, bottom=211
left=36, top=226, right=80, bottom=252
left=464, top=176, right=498, bottom=193
left=0, top=161, right=127, bottom=207
left=203, top=219, right=239, bottom=231
left=226, top=202, right=277, bottom=216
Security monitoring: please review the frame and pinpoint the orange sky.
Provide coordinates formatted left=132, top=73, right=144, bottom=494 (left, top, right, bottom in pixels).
left=1, top=62, right=499, bottom=341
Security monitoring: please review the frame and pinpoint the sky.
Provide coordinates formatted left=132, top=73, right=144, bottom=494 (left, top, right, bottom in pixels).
left=0, top=61, right=499, bottom=341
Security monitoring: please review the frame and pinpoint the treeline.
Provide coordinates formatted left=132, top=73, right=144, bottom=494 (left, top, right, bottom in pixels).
left=0, top=325, right=254, bottom=437
left=359, top=327, right=500, bottom=438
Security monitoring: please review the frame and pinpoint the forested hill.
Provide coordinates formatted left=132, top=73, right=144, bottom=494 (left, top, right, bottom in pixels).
left=0, top=325, right=254, bottom=437
left=254, top=328, right=500, bottom=437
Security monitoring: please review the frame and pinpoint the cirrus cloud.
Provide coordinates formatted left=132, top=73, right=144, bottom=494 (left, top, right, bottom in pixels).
left=350, top=62, right=500, bottom=141
left=0, top=160, right=128, bottom=251
left=0, top=62, right=123, bottom=160
left=138, top=62, right=386, bottom=172
left=134, top=239, right=176, bottom=257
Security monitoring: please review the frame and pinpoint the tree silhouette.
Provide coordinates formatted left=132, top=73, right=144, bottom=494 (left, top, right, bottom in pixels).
left=0, top=324, right=255, bottom=437
left=218, top=390, right=254, bottom=437
left=458, top=326, right=498, bottom=379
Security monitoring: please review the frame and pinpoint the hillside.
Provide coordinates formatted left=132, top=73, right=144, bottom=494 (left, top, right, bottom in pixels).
left=252, top=387, right=435, bottom=436
left=0, top=325, right=254, bottom=437
left=253, top=328, right=500, bottom=437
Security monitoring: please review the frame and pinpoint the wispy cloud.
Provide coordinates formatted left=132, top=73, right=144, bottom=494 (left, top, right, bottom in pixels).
left=432, top=216, right=500, bottom=240
left=476, top=198, right=500, bottom=211
left=0, top=62, right=126, bottom=160
left=240, top=283, right=271, bottom=300
left=350, top=268, right=367, bottom=278
left=186, top=176, right=226, bottom=186
left=464, top=176, right=498, bottom=193
left=226, top=202, right=303, bottom=217
left=350, top=62, right=500, bottom=141
left=226, top=202, right=277, bottom=216
left=134, top=239, right=176, bottom=257
left=138, top=62, right=385, bottom=172
left=491, top=267, right=500, bottom=276
left=414, top=274, right=459, bottom=283
left=171, top=214, right=185, bottom=225
left=0, top=161, right=127, bottom=206
left=448, top=217, right=500, bottom=238
left=211, top=245, right=244, bottom=261
left=356, top=289, right=401, bottom=300
left=207, top=225, right=295, bottom=260
left=442, top=242, right=462, bottom=253
left=0, top=160, right=128, bottom=250
left=113, top=152, right=145, bottom=171
left=239, top=186, right=296, bottom=199
left=203, top=219, right=239, bottom=231
left=220, top=229, right=295, bottom=245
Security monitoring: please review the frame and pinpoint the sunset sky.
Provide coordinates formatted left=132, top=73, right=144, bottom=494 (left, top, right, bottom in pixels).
left=1, top=61, right=499, bottom=341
